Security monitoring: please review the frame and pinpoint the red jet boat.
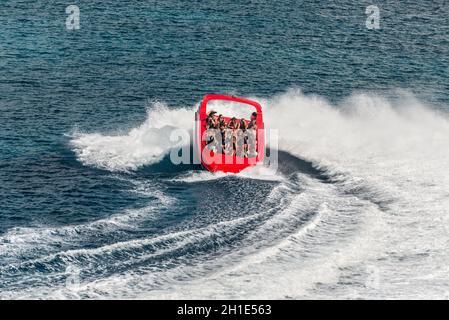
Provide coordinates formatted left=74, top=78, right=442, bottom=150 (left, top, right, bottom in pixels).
left=195, top=94, right=264, bottom=173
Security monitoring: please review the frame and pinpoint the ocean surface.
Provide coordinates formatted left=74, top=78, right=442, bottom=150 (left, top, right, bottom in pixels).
left=1, top=0, right=449, bottom=299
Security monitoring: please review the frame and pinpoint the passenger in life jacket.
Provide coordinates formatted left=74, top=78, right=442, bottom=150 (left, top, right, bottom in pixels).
left=219, top=122, right=226, bottom=153
left=228, top=117, right=238, bottom=130
left=218, top=114, right=226, bottom=126
left=247, top=119, right=257, bottom=157
left=235, top=119, right=248, bottom=158
left=224, top=125, right=233, bottom=155
left=242, top=119, right=250, bottom=156
left=227, top=117, right=239, bottom=155
left=206, top=110, right=217, bottom=129
left=205, top=111, right=219, bottom=151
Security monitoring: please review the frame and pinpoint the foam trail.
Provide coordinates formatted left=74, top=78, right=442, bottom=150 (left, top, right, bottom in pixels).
left=171, top=164, right=283, bottom=183
left=62, top=89, right=449, bottom=299
left=153, top=90, right=449, bottom=299
left=71, top=103, right=194, bottom=171
left=265, top=89, right=449, bottom=167
left=258, top=89, right=449, bottom=298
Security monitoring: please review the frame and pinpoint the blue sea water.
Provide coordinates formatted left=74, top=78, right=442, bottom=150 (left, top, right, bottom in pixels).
left=1, top=0, right=449, bottom=299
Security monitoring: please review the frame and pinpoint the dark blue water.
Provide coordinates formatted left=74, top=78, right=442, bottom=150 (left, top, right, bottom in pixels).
left=1, top=1, right=449, bottom=299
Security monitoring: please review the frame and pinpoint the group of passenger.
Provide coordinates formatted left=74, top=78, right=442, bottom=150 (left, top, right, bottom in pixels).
left=205, top=111, right=258, bottom=158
